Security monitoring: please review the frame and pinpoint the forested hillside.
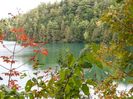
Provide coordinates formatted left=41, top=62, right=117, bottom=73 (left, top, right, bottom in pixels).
left=0, top=0, right=115, bottom=43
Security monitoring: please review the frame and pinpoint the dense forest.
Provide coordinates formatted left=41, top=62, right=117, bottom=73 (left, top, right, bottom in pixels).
left=1, top=0, right=116, bottom=43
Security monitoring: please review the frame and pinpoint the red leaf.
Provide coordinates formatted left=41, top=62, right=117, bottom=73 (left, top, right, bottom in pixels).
left=11, top=27, right=25, bottom=33
left=41, top=49, right=48, bottom=56
left=19, top=33, right=28, bottom=41
left=0, top=34, right=3, bottom=40
left=10, top=60, right=15, bottom=64
left=21, top=43, right=29, bottom=47
left=33, top=50, right=40, bottom=53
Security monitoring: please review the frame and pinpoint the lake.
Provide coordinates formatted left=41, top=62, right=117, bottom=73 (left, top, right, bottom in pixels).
left=0, top=41, right=132, bottom=96
left=0, top=41, right=84, bottom=87
left=19, top=42, right=85, bottom=69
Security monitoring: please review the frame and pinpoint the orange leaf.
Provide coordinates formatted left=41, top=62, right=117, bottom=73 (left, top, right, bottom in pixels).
left=19, top=33, right=28, bottom=41
left=33, top=50, right=40, bottom=53
left=0, top=34, right=3, bottom=40
left=10, top=27, right=25, bottom=33
left=41, top=49, right=48, bottom=56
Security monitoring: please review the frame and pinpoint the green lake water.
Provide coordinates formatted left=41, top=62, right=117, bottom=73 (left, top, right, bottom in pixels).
left=0, top=41, right=84, bottom=69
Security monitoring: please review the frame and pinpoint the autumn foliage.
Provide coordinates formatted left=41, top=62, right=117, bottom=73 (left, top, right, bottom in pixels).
left=0, top=14, right=48, bottom=91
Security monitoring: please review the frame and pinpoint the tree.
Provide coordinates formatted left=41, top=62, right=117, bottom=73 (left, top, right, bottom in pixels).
left=100, top=0, right=133, bottom=79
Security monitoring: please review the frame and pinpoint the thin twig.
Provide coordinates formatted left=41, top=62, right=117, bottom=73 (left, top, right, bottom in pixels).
left=15, top=59, right=31, bottom=69
left=0, top=64, right=10, bottom=70
left=8, top=42, right=17, bottom=87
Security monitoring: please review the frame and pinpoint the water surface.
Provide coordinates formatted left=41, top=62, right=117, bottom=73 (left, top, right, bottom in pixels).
left=0, top=41, right=84, bottom=86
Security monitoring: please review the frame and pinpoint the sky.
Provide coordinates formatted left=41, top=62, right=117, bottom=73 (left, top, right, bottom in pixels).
left=0, top=0, right=61, bottom=19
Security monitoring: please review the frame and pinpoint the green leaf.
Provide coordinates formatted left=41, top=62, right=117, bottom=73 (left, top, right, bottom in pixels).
left=116, top=0, right=123, bottom=3
left=19, top=95, right=25, bottom=99
left=32, top=77, right=38, bottom=83
left=74, top=67, right=82, bottom=76
left=95, top=61, right=103, bottom=69
left=86, top=79, right=97, bottom=87
left=66, top=53, right=75, bottom=66
left=0, top=90, right=5, bottom=99
left=8, top=96, right=16, bottom=99
left=39, top=81, right=46, bottom=88
left=20, top=73, right=27, bottom=79
left=40, top=90, right=48, bottom=98
left=81, top=84, right=89, bottom=95
left=83, top=61, right=93, bottom=68
left=59, top=69, right=66, bottom=81
left=28, top=93, right=34, bottom=99
left=65, top=84, right=71, bottom=94
left=37, top=76, right=43, bottom=79
left=25, top=80, right=34, bottom=92
left=73, top=76, right=82, bottom=87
